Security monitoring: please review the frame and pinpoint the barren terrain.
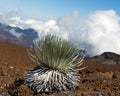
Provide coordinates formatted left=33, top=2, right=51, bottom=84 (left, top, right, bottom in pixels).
left=0, top=41, right=120, bottom=96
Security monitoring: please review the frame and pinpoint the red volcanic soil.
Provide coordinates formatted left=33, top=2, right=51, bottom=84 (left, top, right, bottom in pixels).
left=0, top=41, right=120, bottom=96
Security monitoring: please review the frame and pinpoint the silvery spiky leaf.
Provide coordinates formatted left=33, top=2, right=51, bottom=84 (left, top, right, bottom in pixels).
left=24, top=35, right=85, bottom=93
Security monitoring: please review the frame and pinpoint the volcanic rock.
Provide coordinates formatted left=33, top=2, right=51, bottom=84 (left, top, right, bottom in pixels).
left=89, top=52, right=120, bottom=65
left=0, top=41, right=120, bottom=96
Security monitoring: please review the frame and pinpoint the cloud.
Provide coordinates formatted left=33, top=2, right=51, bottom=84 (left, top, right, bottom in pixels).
left=0, top=13, right=68, bottom=39
left=57, top=10, right=120, bottom=56
left=0, top=10, right=120, bottom=56
left=85, top=10, right=120, bottom=55
left=57, top=11, right=87, bottom=46
left=9, top=28, right=23, bottom=38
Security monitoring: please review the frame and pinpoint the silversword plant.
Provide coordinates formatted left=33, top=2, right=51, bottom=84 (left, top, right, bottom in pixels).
left=24, top=35, right=85, bottom=93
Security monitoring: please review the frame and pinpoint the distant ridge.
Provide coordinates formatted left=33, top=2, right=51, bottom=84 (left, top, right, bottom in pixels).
left=88, top=52, right=120, bottom=65
left=0, top=23, right=38, bottom=47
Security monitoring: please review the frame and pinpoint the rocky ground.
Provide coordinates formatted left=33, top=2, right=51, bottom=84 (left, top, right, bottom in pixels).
left=0, top=41, right=120, bottom=96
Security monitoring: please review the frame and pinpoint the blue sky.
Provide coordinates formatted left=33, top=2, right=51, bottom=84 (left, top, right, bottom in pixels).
left=0, top=0, right=120, bottom=20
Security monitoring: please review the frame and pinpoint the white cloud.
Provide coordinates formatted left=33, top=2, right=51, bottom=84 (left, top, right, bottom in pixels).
left=0, top=14, right=68, bottom=39
left=85, top=10, right=120, bottom=55
left=57, top=10, right=120, bottom=56
left=0, top=10, right=120, bottom=56
left=10, top=29, right=23, bottom=38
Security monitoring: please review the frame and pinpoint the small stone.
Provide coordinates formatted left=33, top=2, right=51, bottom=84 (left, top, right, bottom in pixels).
left=17, top=85, right=33, bottom=96
left=114, top=72, right=120, bottom=79
left=0, top=69, right=4, bottom=75
left=97, top=71, right=114, bottom=79
left=104, top=71, right=114, bottom=79
left=10, top=66, right=14, bottom=69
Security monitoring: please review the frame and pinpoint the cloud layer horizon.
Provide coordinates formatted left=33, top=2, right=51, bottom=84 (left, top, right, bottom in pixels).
left=0, top=10, right=120, bottom=56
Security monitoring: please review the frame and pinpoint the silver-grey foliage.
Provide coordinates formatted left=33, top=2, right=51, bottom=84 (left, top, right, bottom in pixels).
left=24, top=35, right=86, bottom=93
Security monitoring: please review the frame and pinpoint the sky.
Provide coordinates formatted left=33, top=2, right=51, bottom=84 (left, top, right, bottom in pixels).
left=0, top=0, right=120, bottom=56
left=0, top=0, right=120, bottom=20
